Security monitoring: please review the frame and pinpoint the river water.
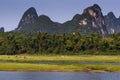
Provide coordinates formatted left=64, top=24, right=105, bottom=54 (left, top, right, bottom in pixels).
left=0, top=71, right=120, bottom=80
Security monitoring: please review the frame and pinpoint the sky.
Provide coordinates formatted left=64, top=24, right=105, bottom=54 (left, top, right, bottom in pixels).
left=0, top=0, right=120, bottom=31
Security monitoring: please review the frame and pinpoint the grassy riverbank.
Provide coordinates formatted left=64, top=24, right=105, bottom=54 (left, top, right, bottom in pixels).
left=0, top=55, right=120, bottom=72
left=0, top=55, right=120, bottom=63
left=0, top=62, right=120, bottom=72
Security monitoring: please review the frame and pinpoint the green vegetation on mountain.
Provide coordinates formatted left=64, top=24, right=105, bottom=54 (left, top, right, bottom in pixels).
left=15, top=4, right=108, bottom=37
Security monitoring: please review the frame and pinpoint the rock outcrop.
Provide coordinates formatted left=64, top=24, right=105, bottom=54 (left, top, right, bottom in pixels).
left=81, top=4, right=108, bottom=36
left=16, top=7, right=38, bottom=31
left=62, top=4, right=108, bottom=36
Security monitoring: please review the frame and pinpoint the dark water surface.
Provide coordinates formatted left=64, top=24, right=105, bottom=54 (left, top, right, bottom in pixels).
left=0, top=71, right=120, bottom=80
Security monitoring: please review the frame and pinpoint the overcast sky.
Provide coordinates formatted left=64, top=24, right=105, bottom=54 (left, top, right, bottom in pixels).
left=0, top=0, right=120, bottom=31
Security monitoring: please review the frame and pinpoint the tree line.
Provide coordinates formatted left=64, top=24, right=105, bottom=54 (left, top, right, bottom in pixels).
left=0, top=31, right=120, bottom=55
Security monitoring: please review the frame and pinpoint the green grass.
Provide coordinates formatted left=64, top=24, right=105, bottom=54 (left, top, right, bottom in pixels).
left=0, top=62, right=120, bottom=72
left=0, top=55, right=120, bottom=63
left=0, top=55, right=120, bottom=72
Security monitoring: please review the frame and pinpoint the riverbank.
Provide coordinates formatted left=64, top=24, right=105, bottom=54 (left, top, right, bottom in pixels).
left=0, top=55, right=120, bottom=63
left=0, top=55, right=120, bottom=72
left=0, top=62, right=120, bottom=72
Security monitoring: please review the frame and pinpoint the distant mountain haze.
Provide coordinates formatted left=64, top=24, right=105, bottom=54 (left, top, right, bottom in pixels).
left=13, top=4, right=120, bottom=36
left=0, top=27, right=4, bottom=33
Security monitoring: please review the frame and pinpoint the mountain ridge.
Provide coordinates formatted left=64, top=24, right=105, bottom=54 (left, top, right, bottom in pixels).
left=14, top=4, right=120, bottom=36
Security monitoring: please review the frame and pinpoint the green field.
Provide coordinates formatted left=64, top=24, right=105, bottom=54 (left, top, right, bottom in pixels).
left=0, top=62, right=120, bottom=72
left=0, top=55, right=120, bottom=72
left=0, top=55, right=120, bottom=63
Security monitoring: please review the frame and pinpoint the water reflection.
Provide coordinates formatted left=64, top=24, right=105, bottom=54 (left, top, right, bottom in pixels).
left=0, top=72, right=120, bottom=80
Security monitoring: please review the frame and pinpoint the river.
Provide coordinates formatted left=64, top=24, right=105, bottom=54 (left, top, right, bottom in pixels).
left=0, top=71, right=120, bottom=80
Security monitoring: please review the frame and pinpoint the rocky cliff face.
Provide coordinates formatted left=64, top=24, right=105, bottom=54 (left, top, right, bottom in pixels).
left=15, top=7, right=61, bottom=33
left=62, top=4, right=108, bottom=36
left=80, top=4, right=108, bottom=36
left=16, top=7, right=38, bottom=31
left=104, top=12, right=120, bottom=34
left=15, top=4, right=111, bottom=36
